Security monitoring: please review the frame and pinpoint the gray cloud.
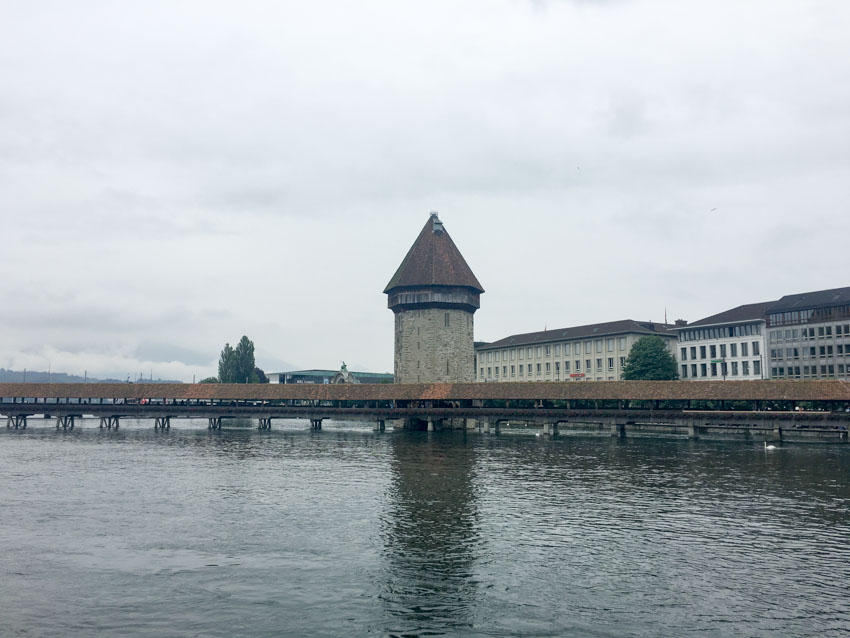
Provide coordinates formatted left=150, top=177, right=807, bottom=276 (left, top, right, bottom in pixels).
left=1, top=0, right=849, bottom=379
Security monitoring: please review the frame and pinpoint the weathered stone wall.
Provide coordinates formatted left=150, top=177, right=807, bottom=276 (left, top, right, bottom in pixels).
left=394, top=307, right=475, bottom=383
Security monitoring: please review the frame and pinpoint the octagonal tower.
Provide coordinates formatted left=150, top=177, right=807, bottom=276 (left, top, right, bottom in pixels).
left=385, top=213, right=484, bottom=383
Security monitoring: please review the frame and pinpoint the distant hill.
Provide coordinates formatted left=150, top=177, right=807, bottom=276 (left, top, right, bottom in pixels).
left=0, top=369, right=182, bottom=384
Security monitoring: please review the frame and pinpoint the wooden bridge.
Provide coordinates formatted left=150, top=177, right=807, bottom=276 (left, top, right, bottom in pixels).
left=2, top=380, right=850, bottom=442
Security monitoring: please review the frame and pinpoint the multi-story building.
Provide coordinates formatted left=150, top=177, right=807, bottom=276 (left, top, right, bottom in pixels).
left=674, top=302, right=772, bottom=380
left=474, top=320, right=675, bottom=382
left=385, top=213, right=484, bottom=383
left=765, top=286, right=850, bottom=379
left=266, top=369, right=393, bottom=384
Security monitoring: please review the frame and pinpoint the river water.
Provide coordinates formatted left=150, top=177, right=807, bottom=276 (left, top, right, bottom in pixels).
left=1, top=419, right=848, bottom=637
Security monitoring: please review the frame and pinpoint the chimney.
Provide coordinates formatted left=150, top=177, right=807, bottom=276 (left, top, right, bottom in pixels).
left=675, top=319, right=688, bottom=327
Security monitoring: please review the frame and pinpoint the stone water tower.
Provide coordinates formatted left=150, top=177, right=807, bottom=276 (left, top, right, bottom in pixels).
left=385, top=213, right=484, bottom=383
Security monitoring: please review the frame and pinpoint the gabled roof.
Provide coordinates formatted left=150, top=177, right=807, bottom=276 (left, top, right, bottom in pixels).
left=477, top=320, right=675, bottom=351
left=769, top=286, right=850, bottom=313
left=384, top=213, right=484, bottom=294
left=683, top=301, right=775, bottom=328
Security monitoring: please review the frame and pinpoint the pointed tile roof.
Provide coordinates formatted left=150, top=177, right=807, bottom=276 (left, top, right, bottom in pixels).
left=384, top=213, right=484, bottom=293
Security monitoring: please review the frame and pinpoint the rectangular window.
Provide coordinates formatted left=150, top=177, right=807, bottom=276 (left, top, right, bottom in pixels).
left=720, top=344, right=727, bottom=358
left=710, top=345, right=717, bottom=358
left=502, top=351, right=507, bottom=361
left=495, top=367, right=499, bottom=377
left=691, top=363, right=697, bottom=377
left=730, top=343, right=737, bottom=357
left=545, top=345, right=551, bottom=356
left=554, top=344, right=560, bottom=356
left=607, top=339, right=614, bottom=352
left=528, top=364, right=532, bottom=375
left=555, top=362, right=560, bottom=373
left=479, top=367, right=484, bottom=378
left=608, top=357, right=614, bottom=370
left=752, top=342, right=760, bottom=356
left=619, top=357, right=626, bottom=367
left=585, top=342, right=592, bottom=354
left=564, top=361, right=570, bottom=372
left=596, top=358, right=603, bottom=371
left=487, top=367, right=492, bottom=377
left=536, top=346, right=542, bottom=358
left=596, top=341, right=603, bottom=353
left=586, top=359, right=591, bottom=371
left=711, top=362, right=718, bottom=376
left=753, top=360, right=761, bottom=376
left=741, top=342, right=748, bottom=356
left=527, top=347, right=533, bottom=358
left=681, top=364, right=688, bottom=378
left=619, top=337, right=627, bottom=350
left=700, top=346, right=707, bottom=359
left=701, top=363, right=708, bottom=377
left=576, top=360, right=581, bottom=372
left=681, top=347, right=687, bottom=361
left=511, top=365, right=515, bottom=377
left=690, top=346, right=697, bottom=359
left=545, top=362, right=550, bottom=373
left=536, top=363, right=542, bottom=374
left=575, top=343, right=582, bottom=355
left=721, top=362, right=728, bottom=377
left=731, top=361, right=738, bottom=375
left=502, top=366, right=506, bottom=376
left=742, top=360, right=749, bottom=375
left=519, top=349, right=524, bottom=360
left=510, top=349, right=516, bottom=361
left=519, top=365, right=524, bottom=376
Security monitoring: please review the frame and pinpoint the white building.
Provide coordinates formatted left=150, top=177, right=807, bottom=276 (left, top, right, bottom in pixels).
left=674, top=302, right=772, bottom=380
left=765, top=286, right=850, bottom=379
left=475, top=320, right=676, bottom=382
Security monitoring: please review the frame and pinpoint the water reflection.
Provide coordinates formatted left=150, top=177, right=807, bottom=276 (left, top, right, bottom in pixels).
left=379, top=432, right=481, bottom=636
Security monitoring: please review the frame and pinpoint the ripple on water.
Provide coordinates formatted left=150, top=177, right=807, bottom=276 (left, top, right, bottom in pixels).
left=0, top=424, right=848, bottom=637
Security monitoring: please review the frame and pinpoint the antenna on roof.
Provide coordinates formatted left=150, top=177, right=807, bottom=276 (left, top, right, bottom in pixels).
left=430, top=211, right=443, bottom=234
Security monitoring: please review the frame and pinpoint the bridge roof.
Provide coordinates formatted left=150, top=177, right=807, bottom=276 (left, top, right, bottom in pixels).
left=2, top=380, right=850, bottom=402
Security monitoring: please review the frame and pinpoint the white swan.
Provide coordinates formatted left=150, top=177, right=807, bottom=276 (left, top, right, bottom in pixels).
left=764, top=441, right=777, bottom=450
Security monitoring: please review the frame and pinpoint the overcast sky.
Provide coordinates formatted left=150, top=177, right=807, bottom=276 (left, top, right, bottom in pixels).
left=1, top=0, right=849, bottom=381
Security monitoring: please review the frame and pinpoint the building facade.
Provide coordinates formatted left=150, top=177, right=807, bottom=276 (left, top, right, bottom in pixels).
left=266, top=369, right=393, bottom=384
left=475, top=320, right=675, bottom=382
left=385, top=213, right=484, bottom=383
left=674, top=302, right=771, bottom=380
left=765, top=287, right=850, bottom=380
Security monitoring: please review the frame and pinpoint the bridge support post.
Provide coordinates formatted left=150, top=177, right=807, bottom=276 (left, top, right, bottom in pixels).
left=56, top=416, right=75, bottom=430
left=773, top=426, right=783, bottom=442
left=688, top=420, right=699, bottom=440
left=427, top=418, right=434, bottom=432
left=208, top=418, right=222, bottom=430
left=101, top=416, right=120, bottom=430
left=155, top=417, right=170, bottom=430
left=258, top=417, right=272, bottom=430
left=7, top=415, right=27, bottom=429
left=611, top=422, right=626, bottom=438
left=374, top=420, right=385, bottom=432
left=310, top=419, right=322, bottom=430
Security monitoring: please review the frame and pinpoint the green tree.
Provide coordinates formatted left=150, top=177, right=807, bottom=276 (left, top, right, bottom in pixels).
left=218, top=342, right=237, bottom=383
left=217, top=336, right=260, bottom=383
left=234, top=336, right=258, bottom=383
left=621, top=336, right=679, bottom=380
left=199, top=376, right=219, bottom=383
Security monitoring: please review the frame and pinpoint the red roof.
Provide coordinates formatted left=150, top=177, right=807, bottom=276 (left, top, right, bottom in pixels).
left=384, top=214, right=484, bottom=294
